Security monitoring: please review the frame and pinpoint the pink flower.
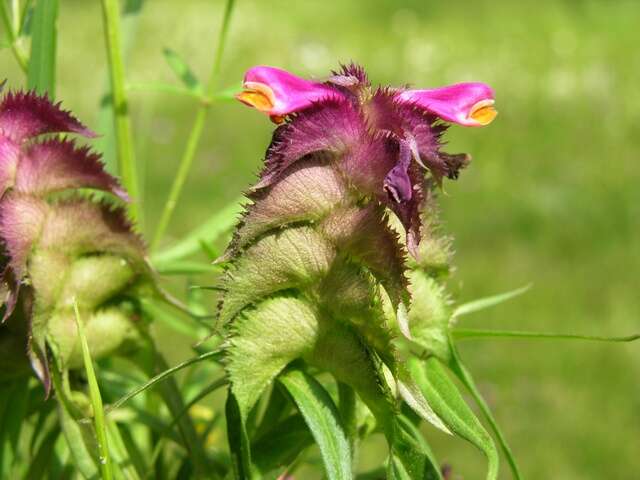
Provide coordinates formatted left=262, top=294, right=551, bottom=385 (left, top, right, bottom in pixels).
left=236, top=64, right=496, bottom=255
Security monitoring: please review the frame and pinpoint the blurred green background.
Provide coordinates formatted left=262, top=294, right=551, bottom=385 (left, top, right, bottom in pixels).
left=2, top=0, right=639, bottom=478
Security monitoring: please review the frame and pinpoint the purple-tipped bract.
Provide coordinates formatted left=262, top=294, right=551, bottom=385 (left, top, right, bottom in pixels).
left=236, top=64, right=496, bottom=255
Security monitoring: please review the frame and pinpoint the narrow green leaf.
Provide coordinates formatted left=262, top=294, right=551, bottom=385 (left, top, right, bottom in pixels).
left=448, top=344, right=522, bottom=480
left=337, top=382, right=358, bottom=461
left=27, top=0, right=58, bottom=95
left=25, top=425, right=60, bottom=480
left=278, top=368, right=353, bottom=480
left=162, top=47, right=203, bottom=93
left=226, top=390, right=255, bottom=480
left=105, top=420, right=142, bottom=480
left=0, top=378, right=29, bottom=474
left=409, top=357, right=498, bottom=480
left=453, top=328, right=640, bottom=343
left=153, top=354, right=210, bottom=477
left=56, top=398, right=99, bottom=479
left=152, top=196, right=243, bottom=265
left=453, top=284, right=531, bottom=319
left=73, top=301, right=113, bottom=480
left=388, top=415, right=442, bottom=480
left=105, top=350, right=220, bottom=413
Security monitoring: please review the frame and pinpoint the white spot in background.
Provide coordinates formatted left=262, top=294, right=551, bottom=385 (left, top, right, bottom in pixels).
left=297, top=42, right=331, bottom=73
left=405, top=38, right=439, bottom=75
left=546, top=69, right=576, bottom=100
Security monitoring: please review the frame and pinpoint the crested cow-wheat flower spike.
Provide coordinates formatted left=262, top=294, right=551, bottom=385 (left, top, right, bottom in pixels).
left=0, top=91, right=153, bottom=392
left=221, top=64, right=496, bottom=479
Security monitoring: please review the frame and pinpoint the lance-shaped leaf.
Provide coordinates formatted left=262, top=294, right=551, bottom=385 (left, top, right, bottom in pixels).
left=409, top=356, right=499, bottom=480
left=279, top=369, right=353, bottom=480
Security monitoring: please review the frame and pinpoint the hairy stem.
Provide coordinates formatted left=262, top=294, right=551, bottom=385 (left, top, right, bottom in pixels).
left=100, top=0, right=140, bottom=221
left=151, top=0, right=235, bottom=250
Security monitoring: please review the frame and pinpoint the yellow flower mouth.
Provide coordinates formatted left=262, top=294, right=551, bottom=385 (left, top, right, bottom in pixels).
left=235, top=81, right=276, bottom=112
left=468, top=99, right=497, bottom=125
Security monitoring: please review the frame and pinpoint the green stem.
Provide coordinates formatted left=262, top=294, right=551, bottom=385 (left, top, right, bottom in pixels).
left=100, top=0, right=140, bottom=221
left=448, top=346, right=522, bottom=480
left=453, top=328, right=640, bottom=343
left=151, top=0, right=235, bottom=250
left=0, top=1, right=28, bottom=72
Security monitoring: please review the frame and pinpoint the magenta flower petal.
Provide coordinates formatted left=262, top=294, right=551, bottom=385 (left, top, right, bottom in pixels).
left=0, top=91, right=95, bottom=142
left=398, top=82, right=497, bottom=127
left=237, top=66, right=343, bottom=119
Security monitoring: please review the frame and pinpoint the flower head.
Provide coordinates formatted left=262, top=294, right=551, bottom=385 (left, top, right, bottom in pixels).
left=237, top=63, right=496, bottom=256
left=0, top=90, right=151, bottom=391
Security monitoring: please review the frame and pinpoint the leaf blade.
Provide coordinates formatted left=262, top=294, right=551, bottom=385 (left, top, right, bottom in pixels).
left=73, top=301, right=113, bottom=480
left=409, top=357, right=498, bottom=480
left=279, top=369, right=353, bottom=480
left=453, top=284, right=531, bottom=319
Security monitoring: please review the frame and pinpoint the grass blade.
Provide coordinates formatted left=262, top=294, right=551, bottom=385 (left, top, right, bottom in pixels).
left=453, top=284, right=531, bottom=319
left=25, top=425, right=60, bottom=480
left=279, top=368, right=353, bottom=480
left=27, top=0, right=58, bottom=95
left=73, top=301, right=113, bottom=480
left=105, top=350, right=220, bottom=413
left=453, top=328, right=640, bottom=343
left=226, top=391, right=254, bottom=480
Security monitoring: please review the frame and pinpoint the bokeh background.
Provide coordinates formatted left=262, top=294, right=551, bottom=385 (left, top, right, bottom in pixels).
left=2, top=0, right=639, bottom=478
